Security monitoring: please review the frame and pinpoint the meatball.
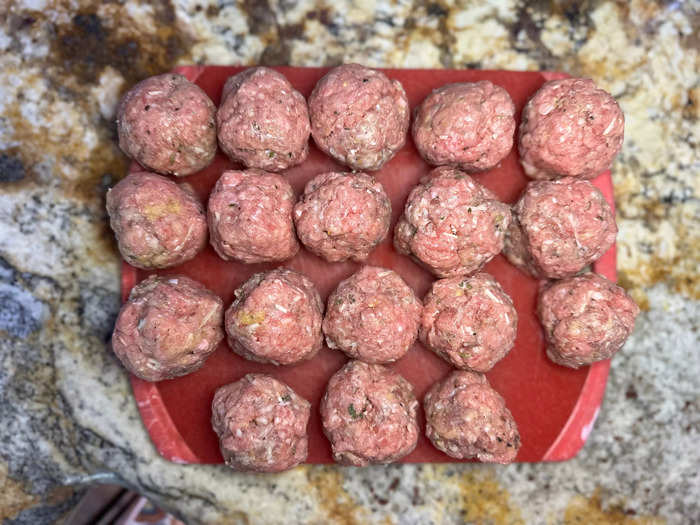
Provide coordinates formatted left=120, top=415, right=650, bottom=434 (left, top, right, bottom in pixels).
left=116, top=73, right=216, bottom=176
left=420, top=273, right=517, bottom=372
left=424, top=370, right=520, bottom=464
left=519, top=78, right=625, bottom=180
left=112, top=275, right=223, bottom=381
left=106, top=172, right=208, bottom=269
left=503, top=177, right=617, bottom=279
left=211, top=374, right=310, bottom=472
left=394, top=166, right=512, bottom=278
left=308, top=64, right=409, bottom=171
left=538, top=272, right=639, bottom=368
left=320, top=360, right=419, bottom=466
left=293, top=172, right=391, bottom=262
left=225, top=268, right=323, bottom=365
left=217, top=67, right=310, bottom=171
left=207, top=169, right=299, bottom=263
left=412, top=81, right=516, bottom=172
left=323, top=266, right=422, bottom=364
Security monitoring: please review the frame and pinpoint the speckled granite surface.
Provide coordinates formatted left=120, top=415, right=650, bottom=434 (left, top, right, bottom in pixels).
left=0, top=1, right=698, bottom=523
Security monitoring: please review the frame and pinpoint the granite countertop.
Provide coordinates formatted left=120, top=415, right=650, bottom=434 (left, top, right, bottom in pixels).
left=0, top=1, right=698, bottom=523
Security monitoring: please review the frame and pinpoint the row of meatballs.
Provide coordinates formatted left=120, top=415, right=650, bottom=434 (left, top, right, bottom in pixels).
left=107, top=164, right=623, bottom=283
left=106, top=168, right=391, bottom=269
left=113, top=262, right=638, bottom=471
left=117, top=64, right=624, bottom=180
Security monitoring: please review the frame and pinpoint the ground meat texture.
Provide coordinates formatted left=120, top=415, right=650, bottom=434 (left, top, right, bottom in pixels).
left=106, top=172, right=208, bottom=269
left=293, top=172, right=391, bottom=262
left=420, top=273, right=517, bottom=372
left=217, top=67, right=310, bottom=172
left=503, top=177, right=617, bottom=279
left=225, top=268, right=324, bottom=365
left=412, top=81, right=516, bottom=172
left=519, top=78, right=624, bottom=180
left=538, top=272, right=639, bottom=368
left=207, top=169, right=299, bottom=263
left=320, top=360, right=419, bottom=466
left=394, top=166, right=512, bottom=278
left=424, top=370, right=520, bottom=463
left=112, top=275, right=223, bottom=382
left=308, top=64, right=409, bottom=171
left=116, top=73, right=216, bottom=176
left=323, top=266, right=422, bottom=364
left=211, top=374, right=310, bottom=472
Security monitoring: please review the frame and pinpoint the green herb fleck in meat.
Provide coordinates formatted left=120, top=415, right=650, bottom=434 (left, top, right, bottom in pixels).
left=348, top=404, right=362, bottom=419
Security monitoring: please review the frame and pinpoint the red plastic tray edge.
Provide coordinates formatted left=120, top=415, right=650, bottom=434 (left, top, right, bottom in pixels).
left=122, top=66, right=617, bottom=465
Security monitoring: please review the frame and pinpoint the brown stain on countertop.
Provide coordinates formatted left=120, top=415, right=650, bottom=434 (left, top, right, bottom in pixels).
left=456, top=469, right=524, bottom=525
left=421, top=465, right=524, bottom=524
left=53, top=1, right=192, bottom=86
left=0, top=462, right=37, bottom=521
left=564, top=488, right=666, bottom=524
left=307, top=467, right=367, bottom=525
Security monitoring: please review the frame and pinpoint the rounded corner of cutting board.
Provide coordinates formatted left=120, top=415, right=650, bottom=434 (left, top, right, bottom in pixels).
left=122, top=66, right=617, bottom=465
left=130, top=375, right=201, bottom=464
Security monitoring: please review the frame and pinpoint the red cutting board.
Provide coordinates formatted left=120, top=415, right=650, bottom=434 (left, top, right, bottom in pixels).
left=121, top=66, right=617, bottom=465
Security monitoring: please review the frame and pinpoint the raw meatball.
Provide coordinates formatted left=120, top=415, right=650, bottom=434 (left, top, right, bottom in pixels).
left=294, top=172, right=391, bottom=262
left=420, top=273, right=517, bottom=372
left=424, top=370, right=520, bottom=464
left=116, top=73, right=216, bottom=176
left=538, top=272, right=639, bottom=368
left=217, top=67, right=310, bottom=171
left=207, top=169, right=299, bottom=263
left=211, top=374, right=310, bottom=472
left=112, top=275, right=223, bottom=381
left=503, top=177, right=617, bottom=279
left=413, top=81, right=515, bottom=172
left=394, top=166, right=512, bottom=278
left=519, top=78, right=624, bottom=180
left=308, top=64, right=409, bottom=171
left=106, top=172, right=208, bottom=269
left=323, top=266, right=422, bottom=364
left=320, top=360, right=419, bottom=466
left=225, top=268, right=323, bottom=365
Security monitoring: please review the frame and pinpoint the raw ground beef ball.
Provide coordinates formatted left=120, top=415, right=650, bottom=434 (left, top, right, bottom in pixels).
left=323, top=266, right=422, bottom=364
left=106, top=172, right=208, bottom=269
left=308, top=64, right=409, bottom=171
left=394, top=166, right=512, bottom=278
left=207, top=169, right=299, bottom=263
left=503, top=177, right=617, bottom=279
left=538, top=272, right=639, bottom=368
left=412, top=81, right=516, bottom=172
left=225, top=268, right=324, bottom=365
left=519, top=78, right=624, bottom=180
left=112, top=275, right=223, bottom=381
left=116, top=73, right=216, bottom=176
left=211, top=374, right=310, bottom=472
left=424, top=370, right=520, bottom=464
left=217, top=67, right=310, bottom=171
left=320, top=360, right=419, bottom=466
left=420, top=273, right=517, bottom=372
left=293, top=172, right=391, bottom=262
